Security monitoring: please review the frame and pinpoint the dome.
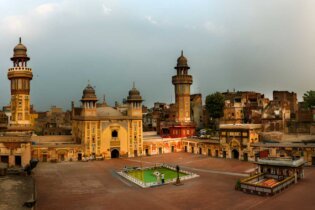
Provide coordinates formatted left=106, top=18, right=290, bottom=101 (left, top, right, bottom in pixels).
left=128, top=88, right=140, bottom=96
left=81, top=84, right=98, bottom=101
left=11, top=37, right=29, bottom=61
left=96, top=107, right=123, bottom=117
left=127, top=83, right=142, bottom=102
left=175, top=50, right=189, bottom=69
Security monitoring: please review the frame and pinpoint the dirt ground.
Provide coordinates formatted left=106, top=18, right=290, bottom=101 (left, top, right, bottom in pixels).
left=33, top=153, right=315, bottom=210
left=0, top=175, right=34, bottom=210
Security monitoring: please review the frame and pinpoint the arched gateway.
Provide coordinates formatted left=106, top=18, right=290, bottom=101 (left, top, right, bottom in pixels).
left=111, top=149, right=120, bottom=158
left=232, top=149, right=239, bottom=159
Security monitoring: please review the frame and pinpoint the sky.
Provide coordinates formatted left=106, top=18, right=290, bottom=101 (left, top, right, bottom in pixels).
left=1, top=0, right=315, bottom=111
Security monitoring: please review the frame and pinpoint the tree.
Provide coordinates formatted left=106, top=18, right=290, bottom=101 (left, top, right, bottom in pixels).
left=303, top=90, right=315, bottom=109
left=205, top=92, right=225, bottom=130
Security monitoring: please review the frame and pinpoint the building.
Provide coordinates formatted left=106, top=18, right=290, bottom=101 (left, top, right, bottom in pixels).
left=142, top=132, right=182, bottom=155
left=252, top=140, right=315, bottom=166
left=190, top=94, right=203, bottom=129
left=261, top=91, right=298, bottom=133
left=287, top=102, right=315, bottom=134
left=219, top=124, right=262, bottom=161
left=34, top=106, right=72, bottom=135
left=221, top=91, right=267, bottom=124
left=31, top=135, right=80, bottom=162
left=273, top=91, right=298, bottom=117
left=71, top=83, right=143, bottom=159
left=0, top=136, right=32, bottom=167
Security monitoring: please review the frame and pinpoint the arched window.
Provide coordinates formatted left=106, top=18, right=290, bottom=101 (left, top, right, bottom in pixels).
left=112, top=130, right=118, bottom=138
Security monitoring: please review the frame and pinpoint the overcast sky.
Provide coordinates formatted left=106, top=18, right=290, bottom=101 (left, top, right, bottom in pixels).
left=1, top=0, right=315, bottom=111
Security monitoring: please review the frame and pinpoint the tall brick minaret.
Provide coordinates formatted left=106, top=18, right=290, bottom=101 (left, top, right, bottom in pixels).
left=168, top=51, right=195, bottom=138
left=172, top=51, right=193, bottom=123
left=7, top=38, right=33, bottom=130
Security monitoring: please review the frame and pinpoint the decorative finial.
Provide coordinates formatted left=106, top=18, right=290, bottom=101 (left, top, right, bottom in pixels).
left=181, top=50, right=183, bottom=56
left=133, top=81, right=135, bottom=89
left=103, top=94, right=106, bottom=103
left=88, top=80, right=90, bottom=85
left=19, top=37, right=22, bottom=44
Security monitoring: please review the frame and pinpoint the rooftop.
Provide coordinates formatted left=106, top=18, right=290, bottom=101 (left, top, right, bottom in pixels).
left=256, top=157, right=306, bottom=167
left=96, top=106, right=123, bottom=117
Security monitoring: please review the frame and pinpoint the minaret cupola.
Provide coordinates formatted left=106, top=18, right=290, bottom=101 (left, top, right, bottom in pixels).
left=11, top=37, right=30, bottom=67
left=80, top=83, right=98, bottom=116
left=127, top=82, right=143, bottom=117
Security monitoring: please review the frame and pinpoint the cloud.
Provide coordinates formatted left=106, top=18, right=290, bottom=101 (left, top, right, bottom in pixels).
left=145, top=16, right=158, bottom=25
left=1, top=15, right=23, bottom=33
left=1, top=0, right=315, bottom=110
left=184, top=24, right=197, bottom=30
left=35, top=3, right=58, bottom=16
left=102, top=4, right=112, bottom=15
left=0, top=3, right=60, bottom=36
left=203, top=21, right=225, bottom=35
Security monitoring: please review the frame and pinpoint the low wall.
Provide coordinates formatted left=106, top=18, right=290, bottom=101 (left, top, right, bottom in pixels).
left=240, top=173, right=295, bottom=196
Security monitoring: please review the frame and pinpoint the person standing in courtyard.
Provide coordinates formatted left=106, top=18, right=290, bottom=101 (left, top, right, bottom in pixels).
left=161, top=173, right=165, bottom=184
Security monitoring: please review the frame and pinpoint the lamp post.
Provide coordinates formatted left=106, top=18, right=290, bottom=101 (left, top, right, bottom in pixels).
left=175, top=165, right=181, bottom=185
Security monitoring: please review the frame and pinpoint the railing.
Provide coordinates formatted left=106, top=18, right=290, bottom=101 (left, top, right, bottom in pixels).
left=8, top=67, right=32, bottom=72
left=117, top=164, right=199, bottom=188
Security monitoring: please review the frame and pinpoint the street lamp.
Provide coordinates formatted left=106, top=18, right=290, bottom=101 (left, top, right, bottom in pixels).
left=175, top=165, right=182, bottom=185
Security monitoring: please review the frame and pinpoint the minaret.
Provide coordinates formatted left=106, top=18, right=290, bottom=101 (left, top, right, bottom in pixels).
left=166, top=51, right=195, bottom=138
left=126, top=83, right=143, bottom=157
left=172, top=50, right=193, bottom=123
left=127, top=82, right=143, bottom=117
left=80, top=84, right=98, bottom=116
left=7, top=38, right=33, bottom=129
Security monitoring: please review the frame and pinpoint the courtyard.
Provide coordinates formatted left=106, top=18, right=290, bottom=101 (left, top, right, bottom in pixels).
left=33, top=153, right=315, bottom=210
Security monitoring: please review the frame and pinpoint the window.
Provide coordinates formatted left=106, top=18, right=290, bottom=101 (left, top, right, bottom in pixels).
left=112, top=130, right=118, bottom=138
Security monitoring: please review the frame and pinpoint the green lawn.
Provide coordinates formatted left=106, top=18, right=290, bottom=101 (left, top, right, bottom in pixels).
left=127, top=167, right=187, bottom=183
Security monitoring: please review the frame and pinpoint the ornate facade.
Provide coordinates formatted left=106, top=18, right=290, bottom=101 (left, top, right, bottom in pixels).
left=71, top=83, right=143, bottom=159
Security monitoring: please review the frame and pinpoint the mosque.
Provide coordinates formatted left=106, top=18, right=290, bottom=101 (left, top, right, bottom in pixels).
left=0, top=38, right=256, bottom=164
left=5, top=39, right=313, bottom=167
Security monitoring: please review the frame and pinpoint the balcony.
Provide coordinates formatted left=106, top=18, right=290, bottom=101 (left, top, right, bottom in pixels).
left=8, top=67, right=32, bottom=72
left=172, top=75, right=193, bottom=85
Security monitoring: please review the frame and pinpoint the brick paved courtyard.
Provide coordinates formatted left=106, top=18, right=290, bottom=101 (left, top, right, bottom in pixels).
left=34, top=153, right=315, bottom=210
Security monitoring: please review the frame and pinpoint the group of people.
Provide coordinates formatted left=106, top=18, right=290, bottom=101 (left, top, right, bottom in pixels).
left=153, top=171, right=165, bottom=184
